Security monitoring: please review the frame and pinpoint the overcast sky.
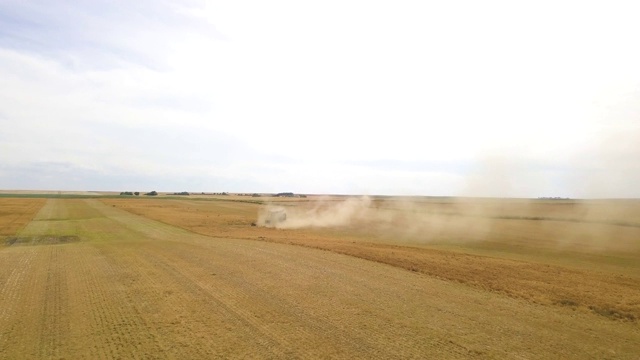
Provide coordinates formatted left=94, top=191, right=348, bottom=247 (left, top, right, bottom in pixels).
left=1, top=0, right=639, bottom=197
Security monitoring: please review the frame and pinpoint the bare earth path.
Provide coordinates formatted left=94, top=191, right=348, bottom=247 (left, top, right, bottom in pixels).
left=1, top=199, right=639, bottom=359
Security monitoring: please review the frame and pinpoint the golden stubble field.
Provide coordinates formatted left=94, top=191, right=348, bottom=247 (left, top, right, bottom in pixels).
left=104, top=196, right=640, bottom=322
left=1, top=195, right=640, bottom=359
left=0, top=198, right=46, bottom=239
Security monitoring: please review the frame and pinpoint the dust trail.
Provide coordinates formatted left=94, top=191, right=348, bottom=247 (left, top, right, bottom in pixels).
left=258, top=196, right=376, bottom=229
left=256, top=196, right=640, bottom=252
left=257, top=196, right=491, bottom=243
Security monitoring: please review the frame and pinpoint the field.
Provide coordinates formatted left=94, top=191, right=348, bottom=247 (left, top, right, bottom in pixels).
left=1, top=195, right=640, bottom=359
left=0, top=198, right=46, bottom=238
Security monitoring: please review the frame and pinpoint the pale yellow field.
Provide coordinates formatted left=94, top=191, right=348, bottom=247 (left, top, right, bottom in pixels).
left=104, top=196, right=640, bottom=321
left=1, top=196, right=640, bottom=359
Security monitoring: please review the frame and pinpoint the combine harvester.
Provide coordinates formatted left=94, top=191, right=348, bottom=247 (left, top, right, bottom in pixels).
left=264, top=208, right=287, bottom=226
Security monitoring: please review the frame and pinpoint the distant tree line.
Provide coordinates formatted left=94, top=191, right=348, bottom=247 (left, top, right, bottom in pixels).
left=118, top=191, right=307, bottom=198
left=274, top=192, right=306, bottom=198
left=119, top=191, right=159, bottom=196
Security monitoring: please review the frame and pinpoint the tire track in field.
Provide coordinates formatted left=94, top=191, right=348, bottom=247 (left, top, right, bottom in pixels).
left=0, top=247, right=49, bottom=359
left=144, top=240, right=383, bottom=358
left=0, top=248, right=38, bottom=350
left=66, top=243, right=167, bottom=360
left=210, top=241, right=472, bottom=358
left=96, top=241, right=287, bottom=359
left=138, top=243, right=303, bottom=358
left=0, top=250, right=36, bottom=325
left=37, top=246, right=70, bottom=360
left=226, top=243, right=439, bottom=357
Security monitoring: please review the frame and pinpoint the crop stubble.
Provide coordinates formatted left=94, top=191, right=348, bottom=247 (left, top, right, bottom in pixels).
left=104, top=197, right=640, bottom=322
left=0, top=198, right=46, bottom=239
left=0, top=198, right=639, bottom=359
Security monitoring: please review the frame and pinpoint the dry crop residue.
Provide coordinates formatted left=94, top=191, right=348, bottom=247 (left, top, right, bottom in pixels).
left=1, top=198, right=639, bottom=358
left=102, top=197, right=640, bottom=322
left=0, top=198, right=46, bottom=239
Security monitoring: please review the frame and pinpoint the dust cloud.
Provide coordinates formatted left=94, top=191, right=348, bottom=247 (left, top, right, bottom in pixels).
left=257, top=196, right=496, bottom=243
left=570, top=126, right=640, bottom=199
left=253, top=125, right=640, bottom=253
left=256, top=196, right=640, bottom=253
left=258, top=196, right=376, bottom=229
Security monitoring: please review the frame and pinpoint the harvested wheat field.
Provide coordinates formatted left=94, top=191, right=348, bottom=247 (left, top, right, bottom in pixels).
left=0, top=198, right=46, bottom=240
left=1, top=196, right=640, bottom=359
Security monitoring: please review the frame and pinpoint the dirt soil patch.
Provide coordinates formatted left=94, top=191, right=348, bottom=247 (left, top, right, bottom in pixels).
left=4, top=235, right=81, bottom=246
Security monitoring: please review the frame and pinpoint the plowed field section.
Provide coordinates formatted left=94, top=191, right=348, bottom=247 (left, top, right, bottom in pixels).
left=1, top=199, right=639, bottom=359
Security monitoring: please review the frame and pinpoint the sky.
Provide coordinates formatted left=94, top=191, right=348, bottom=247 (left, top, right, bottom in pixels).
left=0, top=0, right=639, bottom=197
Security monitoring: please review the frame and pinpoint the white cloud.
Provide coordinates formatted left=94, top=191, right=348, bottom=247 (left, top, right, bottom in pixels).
left=1, top=0, right=639, bottom=196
